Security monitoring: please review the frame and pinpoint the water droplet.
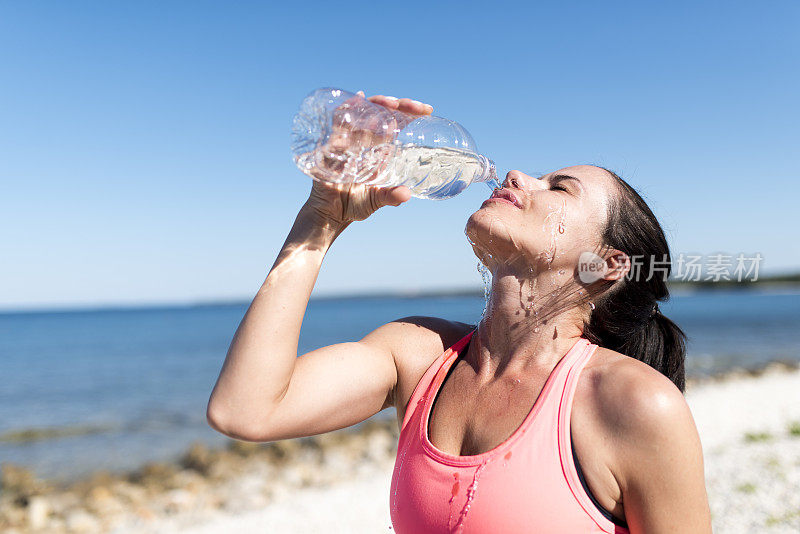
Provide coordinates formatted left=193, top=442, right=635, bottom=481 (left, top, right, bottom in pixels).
left=558, top=269, right=565, bottom=275
left=477, top=262, right=492, bottom=321
left=452, top=462, right=488, bottom=532
left=451, top=473, right=461, bottom=497
left=391, top=447, right=408, bottom=514
left=464, top=231, right=477, bottom=248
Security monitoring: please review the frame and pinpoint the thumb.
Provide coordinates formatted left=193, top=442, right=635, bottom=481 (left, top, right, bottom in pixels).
left=378, top=185, right=412, bottom=207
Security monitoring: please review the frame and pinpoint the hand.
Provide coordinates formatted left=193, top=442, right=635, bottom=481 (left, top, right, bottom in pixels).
left=302, top=93, right=433, bottom=228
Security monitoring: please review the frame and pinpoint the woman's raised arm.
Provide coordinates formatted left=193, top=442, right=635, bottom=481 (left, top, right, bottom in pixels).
left=206, top=95, right=432, bottom=442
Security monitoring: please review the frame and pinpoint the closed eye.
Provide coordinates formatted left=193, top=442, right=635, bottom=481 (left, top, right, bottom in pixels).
left=549, top=174, right=582, bottom=194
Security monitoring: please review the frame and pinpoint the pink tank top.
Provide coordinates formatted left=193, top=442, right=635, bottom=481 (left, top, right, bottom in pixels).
left=389, top=329, right=630, bottom=533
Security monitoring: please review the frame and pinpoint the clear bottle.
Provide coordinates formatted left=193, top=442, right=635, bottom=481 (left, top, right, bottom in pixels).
left=291, top=87, right=498, bottom=200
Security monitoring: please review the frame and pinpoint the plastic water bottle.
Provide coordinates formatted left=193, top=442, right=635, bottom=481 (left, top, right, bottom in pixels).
left=291, top=87, right=498, bottom=200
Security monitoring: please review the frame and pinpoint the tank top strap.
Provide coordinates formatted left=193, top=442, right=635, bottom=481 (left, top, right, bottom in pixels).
left=555, top=339, right=619, bottom=531
left=518, top=337, right=594, bottom=430
left=552, top=338, right=596, bottom=435
left=556, top=338, right=596, bottom=403
left=400, top=328, right=475, bottom=432
left=556, top=338, right=597, bottom=426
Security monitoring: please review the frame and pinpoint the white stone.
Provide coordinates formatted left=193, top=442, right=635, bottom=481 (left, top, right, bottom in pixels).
left=65, top=509, right=100, bottom=533
left=26, top=495, right=50, bottom=530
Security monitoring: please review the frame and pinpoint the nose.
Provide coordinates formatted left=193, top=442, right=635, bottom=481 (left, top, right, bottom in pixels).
left=503, top=170, right=544, bottom=193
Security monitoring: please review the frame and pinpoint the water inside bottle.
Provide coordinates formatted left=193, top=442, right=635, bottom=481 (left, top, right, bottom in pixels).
left=370, top=144, right=497, bottom=200
left=298, top=139, right=498, bottom=200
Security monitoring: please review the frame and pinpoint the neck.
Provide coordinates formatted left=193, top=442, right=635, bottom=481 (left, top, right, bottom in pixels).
left=470, top=262, right=590, bottom=380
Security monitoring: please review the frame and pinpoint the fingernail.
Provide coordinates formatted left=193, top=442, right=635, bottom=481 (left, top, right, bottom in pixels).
left=385, top=96, right=398, bottom=101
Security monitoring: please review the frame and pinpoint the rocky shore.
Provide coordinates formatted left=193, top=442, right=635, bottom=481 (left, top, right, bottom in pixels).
left=1, top=417, right=399, bottom=533
left=2, top=362, right=800, bottom=534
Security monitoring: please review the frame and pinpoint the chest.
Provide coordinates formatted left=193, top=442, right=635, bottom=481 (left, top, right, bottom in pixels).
left=391, top=438, right=607, bottom=534
left=401, top=359, right=622, bottom=518
left=428, top=366, right=546, bottom=456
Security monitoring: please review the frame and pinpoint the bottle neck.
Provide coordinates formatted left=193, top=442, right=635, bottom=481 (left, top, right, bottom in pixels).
left=477, top=155, right=499, bottom=190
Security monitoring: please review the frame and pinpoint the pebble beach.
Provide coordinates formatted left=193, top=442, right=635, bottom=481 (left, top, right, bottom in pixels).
left=2, top=362, right=799, bottom=534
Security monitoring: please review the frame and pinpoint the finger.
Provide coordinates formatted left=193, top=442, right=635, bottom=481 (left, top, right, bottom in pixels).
left=379, top=185, right=412, bottom=207
left=367, top=95, right=400, bottom=109
left=397, top=97, right=433, bottom=115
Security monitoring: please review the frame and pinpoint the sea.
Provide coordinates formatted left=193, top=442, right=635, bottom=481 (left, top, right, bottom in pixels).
left=1, top=289, right=799, bottom=483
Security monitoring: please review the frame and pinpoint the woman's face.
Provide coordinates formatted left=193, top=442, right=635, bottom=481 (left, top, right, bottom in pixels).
left=465, top=165, right=617, bottom=275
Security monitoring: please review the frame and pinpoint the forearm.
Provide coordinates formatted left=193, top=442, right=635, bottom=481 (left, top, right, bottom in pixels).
left=207, top=204, right=348, bottom=431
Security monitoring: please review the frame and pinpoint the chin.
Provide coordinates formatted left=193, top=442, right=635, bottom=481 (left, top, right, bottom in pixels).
left=466, top=206, right=496, bottom=226
left=464, top=212, right=485, bottom=243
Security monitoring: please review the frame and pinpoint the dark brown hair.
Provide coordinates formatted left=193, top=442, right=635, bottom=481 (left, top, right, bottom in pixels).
left=582, top=169, right=687, bottom=392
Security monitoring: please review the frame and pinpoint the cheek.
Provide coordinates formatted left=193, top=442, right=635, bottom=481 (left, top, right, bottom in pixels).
left=559, top=209, right=606, bottom=255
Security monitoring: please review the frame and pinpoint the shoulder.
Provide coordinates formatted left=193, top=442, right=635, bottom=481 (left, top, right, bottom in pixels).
left=360, top=316, right=474, bottom=382
left=588, top=347, right=693, bottom=437
left=361, top=315, right=474, bottom=364
left=588, top=347, right=703, bottom=478
left=361, top=316, right=474, bottom=412
left=584, top=351, right=711, bottom=529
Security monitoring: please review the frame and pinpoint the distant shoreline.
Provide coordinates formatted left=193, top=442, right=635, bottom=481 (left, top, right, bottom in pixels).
left=1, top=274, right=799, bottom=316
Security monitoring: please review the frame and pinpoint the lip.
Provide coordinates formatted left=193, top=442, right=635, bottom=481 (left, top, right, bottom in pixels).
left=482, top=197, right=518, bottom=208
left=486, top=188, right=523, bottom=208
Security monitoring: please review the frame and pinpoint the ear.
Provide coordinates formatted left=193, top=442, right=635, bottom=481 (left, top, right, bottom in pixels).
left=602, top=249, right=630, bottom=282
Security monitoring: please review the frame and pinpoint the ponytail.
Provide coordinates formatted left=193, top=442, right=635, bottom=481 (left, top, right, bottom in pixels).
left=583, top=169, right=687, bottom=393
left=645, top=312, right=687, bottom=392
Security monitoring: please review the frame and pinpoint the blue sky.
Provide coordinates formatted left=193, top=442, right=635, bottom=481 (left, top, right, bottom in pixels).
left=1, top=1, right=797, bottom=310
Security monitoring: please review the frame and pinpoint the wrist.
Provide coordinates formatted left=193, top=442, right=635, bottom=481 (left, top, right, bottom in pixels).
left=292, top=205, right=350, bottom=247
left=298, top=202, right=350, bottom=232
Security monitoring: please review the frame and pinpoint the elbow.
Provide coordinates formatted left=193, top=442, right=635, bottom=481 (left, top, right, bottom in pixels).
left=206, top=400, right=244, bottom=438
left=205, top=401, right=229, bottom=435
left=206, top=402, right=270, bottom=442
left=205, top=400, right=238, bottom=437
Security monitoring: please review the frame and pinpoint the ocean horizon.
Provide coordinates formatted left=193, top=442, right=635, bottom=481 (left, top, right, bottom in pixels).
left=2, top=277, right=799, bottom=316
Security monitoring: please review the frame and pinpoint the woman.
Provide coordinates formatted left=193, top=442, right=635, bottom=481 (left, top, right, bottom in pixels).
left=206, top=95, right=712, bottom=533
